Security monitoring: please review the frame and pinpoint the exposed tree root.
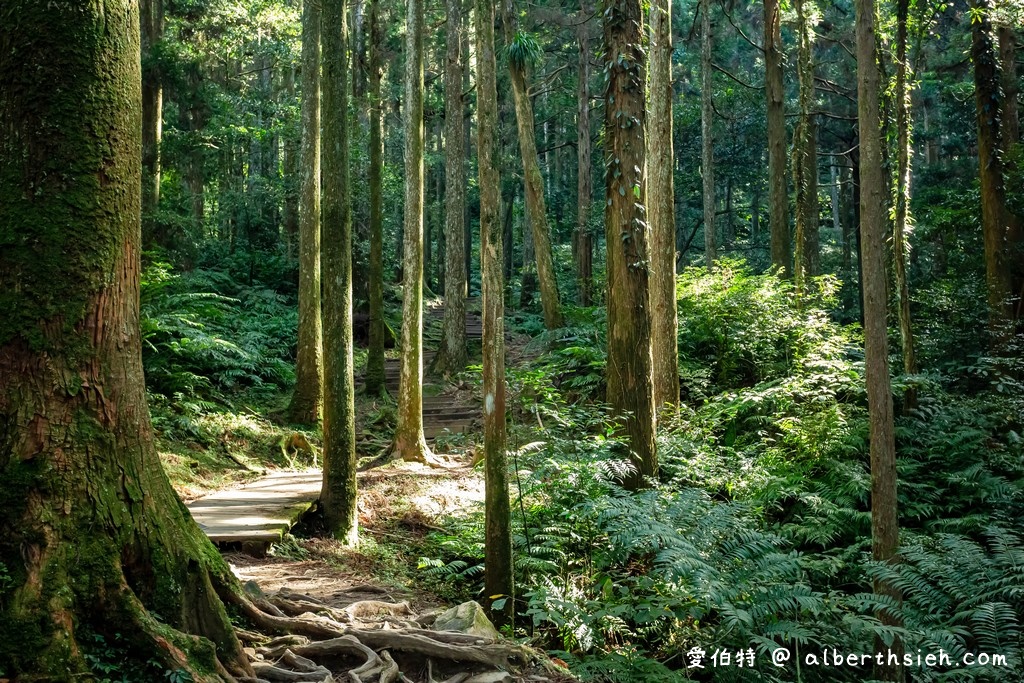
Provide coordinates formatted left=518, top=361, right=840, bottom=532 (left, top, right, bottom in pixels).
left=222, top=589, right=551, bottom=683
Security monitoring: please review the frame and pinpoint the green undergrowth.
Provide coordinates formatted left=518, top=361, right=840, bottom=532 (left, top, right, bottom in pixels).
left=418, top=260, right=1024, bottom=683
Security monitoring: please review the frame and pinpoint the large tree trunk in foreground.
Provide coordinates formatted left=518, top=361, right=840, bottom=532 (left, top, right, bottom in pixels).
left=393, top=0, right=433, bottom=463
left=765, top=0, right=791, bottom=276
left=0, top=4, right=250, bottom=678
left=433, top=0, right=468, bottom=376
left=973, top=0, right=1016, bottom=327
left=604, top=0, right=657, bottom=490
left=475, top=0, right=514, bottom=629
left=649, top=0, right=679, bottom=410
left=289, top=0, right=324, bottom=424
left=700, top=0, right=717, bottom=269
left=501, top=0, right=564, bottom=329
left=856, top=0, right=903, bottom=678
left=366, top=0, right=388, bottom=396
left=321, top=0, right=359, bottom=543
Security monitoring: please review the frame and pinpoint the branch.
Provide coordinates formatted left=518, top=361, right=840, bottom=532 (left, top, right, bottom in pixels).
left=711, top=62, right=762, bottom=91
left=717, top=0, right=764, bottom=52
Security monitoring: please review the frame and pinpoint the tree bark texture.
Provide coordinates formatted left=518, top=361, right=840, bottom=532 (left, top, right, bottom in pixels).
left=893, top=0, right=917, bottom=383
left=321, top=0, right=358, bottom=543
left=366, top=0, right=388, bottom=396
left=394, top=0, right=433, bottom=463
left=0, top=3, right=251, bottom=677
left=575, top=8, right=595, bottom=306
left=604, top=0, right=657, bottom=490
left=765, top=0, right=791, bottom=276
left=289, top=0, right=324, bottom=425
left=701, top=0, right=716, bottom=270
left=856, top=0, right=903, bottom=677
left=793, top=0, right=818, bottom=290
left=433, top=0, right=468, bottom=375
left=501, top=0, right=564, bottom=329
left=972, top=0, right=1017, bottom=325
left=649, top=0, right=679, bottom=410
left=475, top=0, right=514, bottom=629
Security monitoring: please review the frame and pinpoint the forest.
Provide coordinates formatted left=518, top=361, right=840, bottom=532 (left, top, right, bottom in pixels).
left=1, top=0, right=1023, bottom=681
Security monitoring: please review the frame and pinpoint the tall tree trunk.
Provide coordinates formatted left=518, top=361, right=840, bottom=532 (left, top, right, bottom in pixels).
left=433, top=0, right=468, bottom=375
left=856, top=0, right=903, bottom=677
left=793, top=0, right=818, bottom=290
left=701, top=0, right=716, bottom=269
left=576, top=8, right=594, bottom=306
left=366, top=0, right=388, bottom=396
left=321, top=0, right=358, bottom=543
left=464, top=18, right=473, bottom=288
left=893, top=0, right=917, bottom=395
left=500, top=0, right=564, bottom=329
left=1000, top=25, right=1019, bottom=149
left=605, top=0, right=657, bottom=490
left=475, top=0, right=513, bottom=629
left=520, top=210, right=537, bottom=308
left=972, top=0, right=1016, bottom=326
left=283, top=69, right=300, bottom=260
left=765, top=0, right=790, bottom=276
left=649, top=0, right=679, bottom=410
left=141, top=0, right=164, bottom=249
left=0, top=4, right=251, bottom=676
left=289, top=0, right=324, bottom=425
left=393, top=0, right=433, bottom=463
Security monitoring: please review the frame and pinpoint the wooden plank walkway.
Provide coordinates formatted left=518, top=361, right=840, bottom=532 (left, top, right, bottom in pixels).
left=187, top=469, right=321, bottom=545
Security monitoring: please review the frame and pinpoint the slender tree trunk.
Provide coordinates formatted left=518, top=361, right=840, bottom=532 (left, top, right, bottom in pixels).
left=464, top=19, right=473, bottom=288
left=972, top=0, right=1016, bottom=326
left=366, top=0, right=387, bottom=396
left=856, top=0, right=903, bottom=677
left=501, top=0, right=564, bottom=329
left=765, top=0, right=790, bottom=276
left=475, top=0, right=513, bottom=629
left=701, top=0, right=716, bottom=269
left=649, top=0, right=679, bottom=410
left=605, top=0, right=657, bottom=490
left=520, top=211, right=537, bottom=308
left=893, top=0, right=917, bottom=396
left=433, top=0, right=468, bottom=375
left=320, top=0, right=358, bottom=543
left=283, top=69, right=300, bottom=260
left=0, top=4, right=251, bottom=676
left=576, top=9, right=594, bottom=306
left=793, top=0, right=818, bottom=290
left=141, top=0, right=164, bottom=248
left=289, top=0, right=324, bottom=425
left=393, top=0, right=433, bottom=463
left=1000, top=25, right=1019, bottom=149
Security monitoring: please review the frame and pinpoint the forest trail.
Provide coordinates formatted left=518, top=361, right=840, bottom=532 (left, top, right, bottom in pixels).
left=189, top=298, right=488, bottom=547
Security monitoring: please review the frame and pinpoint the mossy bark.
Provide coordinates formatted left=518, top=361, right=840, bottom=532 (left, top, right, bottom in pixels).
left=393, top=0, right=433, bottom=464
left=366, top=0, right=388, bottom=397
left=321, top=0, right=359, bottom=544
left=648, top=0, right=679, bottom=411
left=603, top=0, right=657, bottom=489
left=765, top=0, right=791, bottom=277
left=476, top=0, right=514, bottom=629
left=575, top=11, right=594, bottom=307
left=289, top=0, right=324, bottom=425
left=0, top=3, right=250, bottom=678
left=792, top=0, right=819, bottom=291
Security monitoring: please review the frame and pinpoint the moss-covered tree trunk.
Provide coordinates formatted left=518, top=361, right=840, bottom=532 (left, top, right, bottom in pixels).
left=366, top=0, right=388, bottom=397
left=393, top=0, right=433, bottom=463
left=972, top=0, right=1017, bottom=327
left=501, top=0, right=564, bottom=330
left=289, top=0, right=324, bottom=425
left=0, top=3, right=250, bottom=678
left=433, top=0, right=468, bottom=376
left=604, top=0, right=657, bottom=490
left=476, top=0, right=514, bottom=629
left=855, top=0, right=903, bottom=678
left=320, top=0, right=359, bottom=543
left=765, top=0, right=791, bottom=277
left=793, top=0, right=818, bottom=290
left=700, top=0, right=716, bottom=270
left=649, top=0, right=679, bottom=411
left=575, top=8, right=594, bottom=306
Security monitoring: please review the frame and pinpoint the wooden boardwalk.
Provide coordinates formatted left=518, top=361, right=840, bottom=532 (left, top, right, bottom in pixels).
left=187, top=469, right=321, bottom=546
